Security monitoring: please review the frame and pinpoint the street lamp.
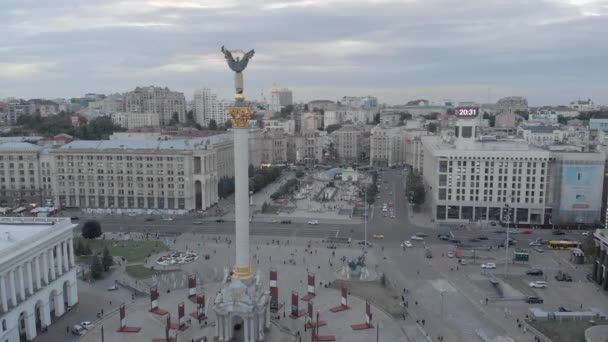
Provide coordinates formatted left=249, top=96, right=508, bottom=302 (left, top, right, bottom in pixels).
left=440, top=291, right=445, bottom=319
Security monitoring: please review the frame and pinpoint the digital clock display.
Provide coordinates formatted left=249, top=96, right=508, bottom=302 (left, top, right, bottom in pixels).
left=455, top=107, right=479, bottom=117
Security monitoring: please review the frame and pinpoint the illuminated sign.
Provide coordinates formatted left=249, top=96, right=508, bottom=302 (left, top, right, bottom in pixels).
left=455, top=107, right=479, bottom=117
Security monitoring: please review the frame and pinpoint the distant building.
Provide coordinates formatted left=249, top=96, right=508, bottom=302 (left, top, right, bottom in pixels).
left=111, top=112, right=160, bottom=130
left=269, top=87, right=293, bottom=113
left=260, top=130, right=287, bottom=165
left=7, top=100, right=34, bottom=125
left=86, top=96, right=124, bottom=117
left=495, top=96, right=528, bottom=115
left=193, top=88, right=229, bottom=126
left=495, top=112, right=517, bottom=129
left=332, top=125, right=363, bottom=164
left=569, top=99, right=596, bottom=112
left=307, top=100, right=336, bottom=112
left=300, top=112, right=323, bottom=132
left=341, top=96, right=378, bottom=109
left=591, top=118, right=608, bottom=132
left=262, top=119, right=295, bottom=134
left=124, top=86, right=186, bottom=126
left=0, top=142, right=47, bottom=207
left=293, top=131, right=325, bottom=165
left=370, top=125, right=428, bottom=169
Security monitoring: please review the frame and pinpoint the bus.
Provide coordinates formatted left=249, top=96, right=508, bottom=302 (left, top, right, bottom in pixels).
left=548, top=240, right=580, bottom=250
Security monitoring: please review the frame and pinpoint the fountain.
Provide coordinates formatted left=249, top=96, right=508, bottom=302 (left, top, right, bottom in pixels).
left=339, top=254, right=371, bottom=281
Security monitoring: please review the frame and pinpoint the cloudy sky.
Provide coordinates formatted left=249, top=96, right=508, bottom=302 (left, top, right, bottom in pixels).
left=0, top=0, right=607, bottom=105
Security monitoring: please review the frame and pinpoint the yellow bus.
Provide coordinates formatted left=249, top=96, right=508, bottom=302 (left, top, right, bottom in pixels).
left=548, top=240, right=580, bottom=250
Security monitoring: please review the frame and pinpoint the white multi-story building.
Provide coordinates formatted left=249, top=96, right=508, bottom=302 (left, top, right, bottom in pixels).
left=332, top=125, right=363, bottom=164
left=124, top=86, right=186, bottom=126
left=370, top=125, right=428, bottom=169
left=293, top=131, right=326, bottom=165
left=193, top=88, right=229, bottom=126
left=569, top=99, right=596, bottom=112
left=341, top=96, right=378, bottom=109
left=261, top=130, right=287, bottom=165
left=422, top=116, right=605, bottom=225
left=0, top=217, right=78, bottom=342
left=301, top=112, right=323, bottom=132
left=262, top=119, right=295, bottom=134
left=48, top=137, right=227, bottom=211
left=0, top=143, right=46, bottom=207
left=269, top=87, right=293, bottom=113
left=111, top=112, right=160, bottom=130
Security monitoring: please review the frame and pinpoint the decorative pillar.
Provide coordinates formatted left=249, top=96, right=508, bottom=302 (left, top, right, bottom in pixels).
left=258, top=314, right=264, bottom=339
left=62, top=240, right=69, bottom=272
left=54, top=290, right=65, bottom=316
left=0, top=273, right=7, bottom=312
left=215, top=315, right=220, bottom=338
left=229, top=105, right=255, bottom=280
left=42, top=252, right=49, bottom=284
left=41, top=300, right=51, bottom=329
left=224, top=316, right=230, bottom=341
left=34, top=256, right=42, bottom=290
left=26, top=260, right=33, bottom=295
left=8, top=269, right=17, bottom=307
left=250, top=317, right=256, bottom=342
left=18, top=265, right=26, bottom=301
left=68, top=238, right=75, bottom=267
left=23, top=311, right=37, bottom=341
left=49, top=249, right=56, bottom=280
left=244, top=316, right=250, bottom=342
left=55, top=244, right=63, bottom=276
left=265, top=302, right=271, bottom=329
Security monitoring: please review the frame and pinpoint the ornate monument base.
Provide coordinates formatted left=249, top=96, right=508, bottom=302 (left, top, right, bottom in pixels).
left=213, top=269, right=270, bottom=341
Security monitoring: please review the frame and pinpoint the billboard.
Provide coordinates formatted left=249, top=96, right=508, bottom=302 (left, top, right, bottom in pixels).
left=560, top=165, right=603, bottom=212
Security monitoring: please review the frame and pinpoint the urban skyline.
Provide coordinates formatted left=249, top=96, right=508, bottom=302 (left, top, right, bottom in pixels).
left=0, top=1, right=607, bottom=104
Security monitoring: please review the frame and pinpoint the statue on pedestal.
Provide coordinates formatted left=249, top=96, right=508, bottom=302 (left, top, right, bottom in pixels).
left=221, top=46, right=255, bottom=102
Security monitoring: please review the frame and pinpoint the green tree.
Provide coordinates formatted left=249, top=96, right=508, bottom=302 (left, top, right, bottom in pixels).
left=225, top=119, right=232, bottom=129
left=169, top=112, right=179, bottom=126
left=515, top=110, right=529, bottom=120
left=406, top=172, right=426, bottom=210
left=373, top=113, right=380, bottom=124
left=557, top=115, right=568, bottom=125
left=295, top=169, right=305, bottom=178
left=81, top=220, right=102, bottom=239
left=83, top=243, right=92, bottom=255
left=483, top=112, right=495, bottom=127
left=209, top=119, right=218, bottom=131
left=75, top=239, right=85, bottom=256
left=325, top=124, right=342, bottom=134
left=261, top=202, right=270, bottom=213
left=90, top=254, right=103, bottom=279
left=185, top=110, right=196, bottom=126
left=427, top=122, right=438, bottom=133
left=102, top=246, right=113, bottom=271
left=366, top=184, right=376, bottom=205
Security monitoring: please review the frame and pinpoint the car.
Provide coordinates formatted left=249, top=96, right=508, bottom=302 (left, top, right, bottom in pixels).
left=478, top=236, right=489, bottom=240
left=390, top=214, right=395, bottom=219
left=128, top=213, right=137, bottom=217
left=145, top=217, right=155, bottom=222
left=382, top=208, right=388, bottom=212
left=526, top=269, right=544, bottom=276
left=521, top=230, right=533, bottom=234
left=558, top=306, right=571, bottom=312
left=373, top=234, right=384, bottom=239
left=490, top=221, right=497, bottom=226
left=107, top=284, right=119, bottom=291
left=415, top=232, right=428, bottom=237
left=438, top=234, right=451, bottom=241
left=468, top=237, right=481, bottom=242
left=533, top=247, right=544, bottom=253
left=552, top=230, right=565, bottom=235
left=411, top=235, right=424, bottom=241
left=80, top=321, right=95, bottom=330
left=280, top=220, right=292, bottom=224
left=555, top=271, right=573, bottom=282
left=70, top=216, right=80, bottom=221
left=216, top=218, right=225, bottom=223
left=389, top=191, right=393, bottom=195
left=525, top=296, right=544, bottom=304
left=447, top=251, right=455, bottom=258
left=425, top=249, right=433, bottom=258
left=267, top=219, right=278, bottom=223
left=529, top=281, right=547, bottom=288
left=401, top=241, right=413, bottom=248
left=71, top=324, right=86, bottom=336
left=582, top=231, right=590, bottom=236
left=308, top=220, right=319, bottom=225
left=497, top=242, right=505, bottom=248
left=529, top=241, right=543, bottom=247
left=192, top=219, right=204, bottom=224
left=161, top=216, right=174, bottom=221
left=449, top=238, right=462, bottom=244
left=357, top=241, right=373, bottom=247
left=458, top=259, right=467, bottom=265
left=481, top=263, right=497, bottom=269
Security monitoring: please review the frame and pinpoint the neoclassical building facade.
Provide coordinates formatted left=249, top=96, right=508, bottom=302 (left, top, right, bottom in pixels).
left=0, top=217, right=78, bottom=342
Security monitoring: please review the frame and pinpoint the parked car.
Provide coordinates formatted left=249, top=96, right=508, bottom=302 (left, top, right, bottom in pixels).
left=266, top=219, right=278, bottom=223
left=216, top=218, right=225, bottom=223
left=280, top=220, right=292, bottom=224
left=401, top=241, right=413, bottom=248
left=438, top=234, right=451, bottom=241
left=357, top=241, right=373, bottom=247
left=558, top=306, right=571, bottom=312
left=307, top=220, right=319, bottom=225
left=145, top=217, right=155, bottom=222
left=529, top=241, right=543, bottom=247
left=533, top=247, right=544, bottom=253
left=415, top=232, right=429, bottom=237
left=71, top=324, right=86, bottom=336
left=582, top=231, right=590, bottom=236
left=70, top=216, right=80, bottom=221
left=373, top=234, right=384, bottom=239
left=526, top=269, right=544, bottom=276
left=525, top=296, right=544, bottom=304
left=447, top=251, right=455, bottom=258
left=458, top=259, right=467, bottom=265
left=468, top=237, right=481, bottom=242
left=521, top=230, right=533, bottom=234
left=478, top=236, right=489, bottom=240
left=107, top=284, right=119, bottom=291
left=529, top=281, right=547, bottom=288
left=552, top=230, right=565, bottom=235
left=80, top=321, right=95, bottom=330
left=425, top=249, right=433, bottom=258
left=449, top=238, right=462, bottom=244
left=481, top=263, right=497, bottom=269
left=411, top=235, right=424, bottom=241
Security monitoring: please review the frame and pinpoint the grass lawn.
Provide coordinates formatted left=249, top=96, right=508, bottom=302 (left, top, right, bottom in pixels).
left=75, top=237, right=169, bottom=263
left=529, top=319, right=608, bottom=342
left=125, top=265, right=159, bottom=279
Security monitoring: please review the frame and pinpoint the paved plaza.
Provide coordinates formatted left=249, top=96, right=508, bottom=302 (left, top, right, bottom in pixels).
left=78, top=232, right=408, bottom=342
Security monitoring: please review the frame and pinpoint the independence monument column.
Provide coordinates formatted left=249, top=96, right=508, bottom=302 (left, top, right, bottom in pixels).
left=221, top=46, right=256, bottom=279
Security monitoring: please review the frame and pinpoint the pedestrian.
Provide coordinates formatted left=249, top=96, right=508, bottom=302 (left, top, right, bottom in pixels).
left=67, top=326, right=70, bottom=334
left=422, top=319, right=425, bottom=326
left=415, top=301, right=418, bottom=306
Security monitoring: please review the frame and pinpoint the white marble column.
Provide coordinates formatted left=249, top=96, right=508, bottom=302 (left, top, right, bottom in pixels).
left=41, top=300, right=51, bottom=328
left=234, top=128, right=251, bottom=275
left=62, top=241, right=69, bottom=272
left=55, top=244, right=63, bottom=276
left=49, top=249, right=56, bottom=281
left=8, top=269, right=17, bottom=306
left=26, top=260, right=33, bottom=295
left=258, top=314, right=264, bottom=339
left=18, top=265, right=26, bottom=301
left=0, top=274, right=7, bottom=312
left=223, top=316, right=229, bottom=341
left=249, top=317, right=255, bottom=342
left=265, top=304, right=271, bottom=329
left=42, top=252, right=49, bottom=284
left=34, top=256, right=42, bottom=290
left=215, top=316, right=220, bottom=338
left=244, top=316, right=250, bottom=342
left=23, top=310, right=37, bottom=341
left=68, top=238, right=75, bottom=267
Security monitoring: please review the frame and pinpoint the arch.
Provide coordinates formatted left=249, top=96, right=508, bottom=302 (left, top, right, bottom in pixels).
left=34, top=299, right=50, bottom=332
left=18, top=310, right=36, bottom=341
left=230, top=315, right=245, bottom=342
left=49, top=289, right=64, bottom=318
left=63, top=280, right=77, bottom=307
left=194, top=180, right=202, bottom=210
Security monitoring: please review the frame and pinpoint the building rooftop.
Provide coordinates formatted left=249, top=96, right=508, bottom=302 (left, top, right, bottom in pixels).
left=0, top=142, right=42, bottom=152
left=59, top=134, right=232, bottom=152
left=521, top=125, right=559, bottom=133
left=0, top=224, right=49, bottom=252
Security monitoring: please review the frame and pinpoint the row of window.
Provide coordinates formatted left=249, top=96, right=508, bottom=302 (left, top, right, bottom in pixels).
left=57, top=182, right=186, bottom=190
left=58, top=175, right=186, bottom=182
left=0, top=163, right=36, bottom=169
left=56, top=169, right=186, bottom=176
left=59, top=189, right=186, bottom=196
left=56, top=155, right=183, bottom=162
